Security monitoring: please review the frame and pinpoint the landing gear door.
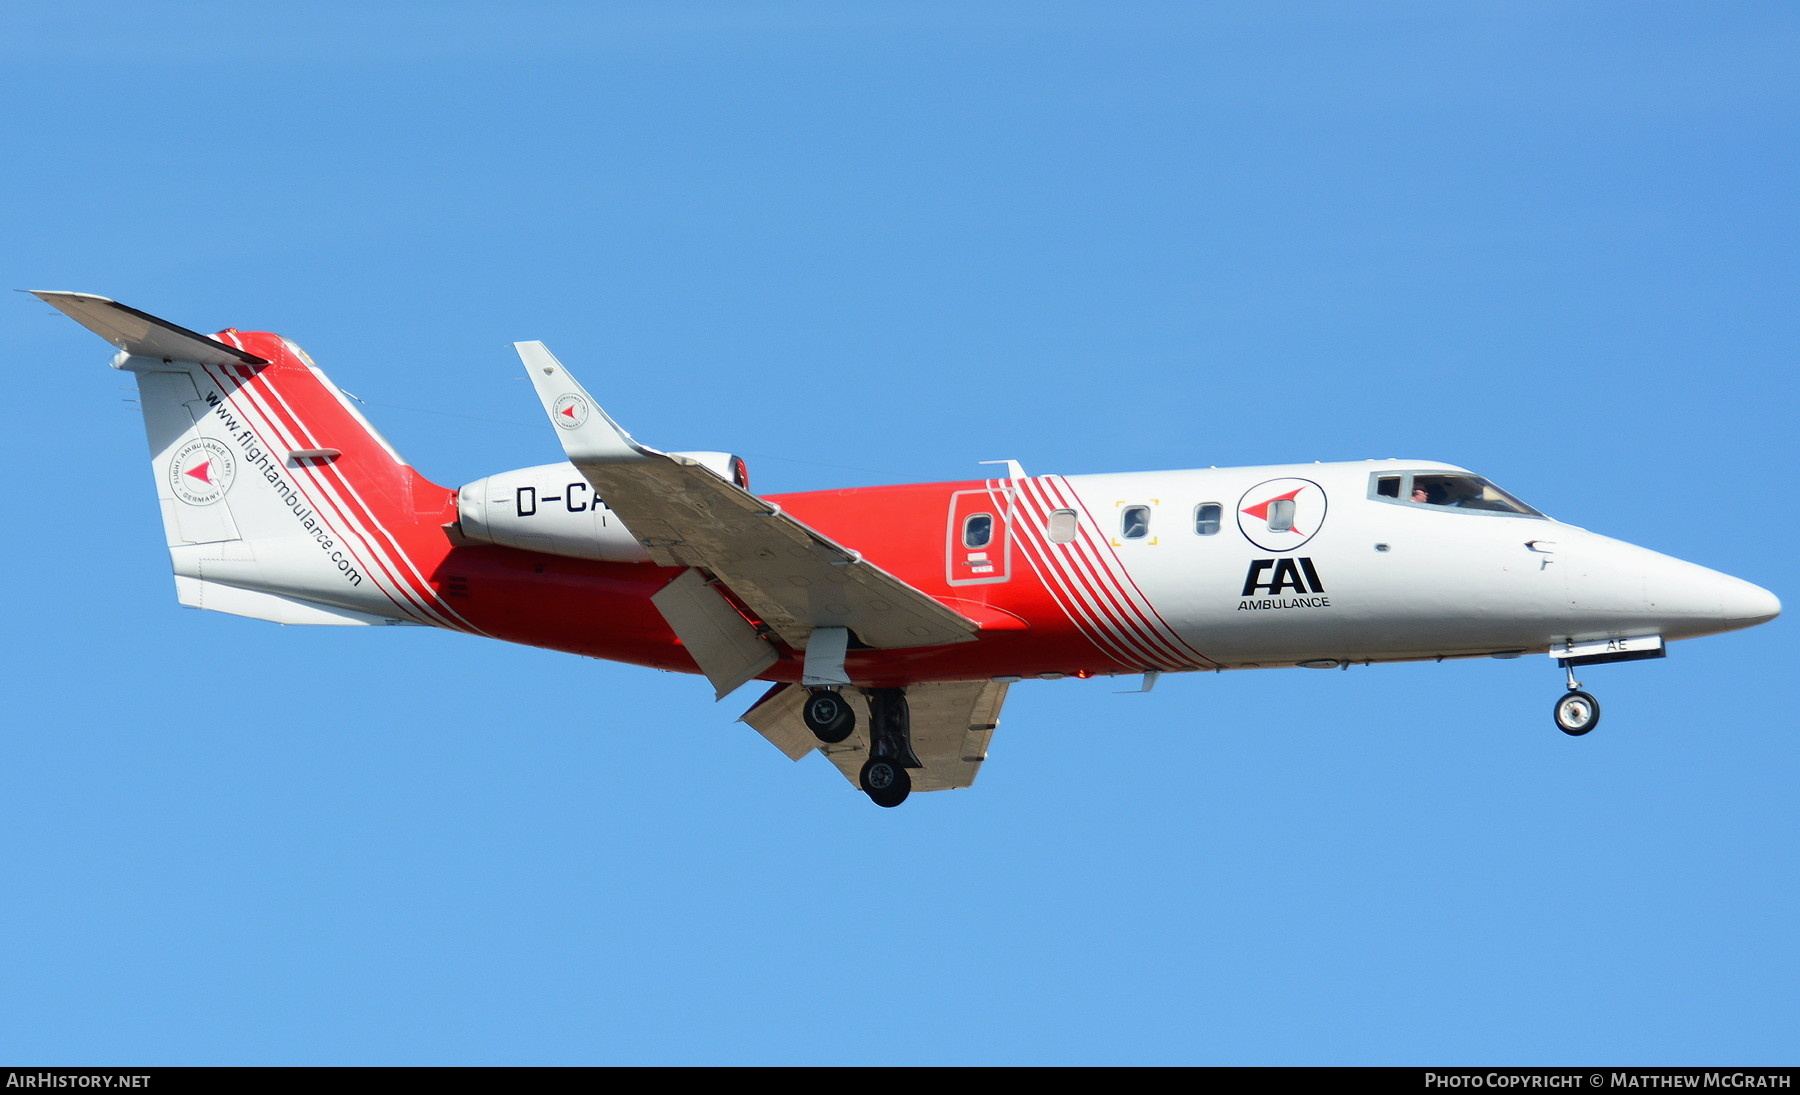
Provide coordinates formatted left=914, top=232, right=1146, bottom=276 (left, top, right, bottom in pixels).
left=947, top=488, right=1013, bottom=586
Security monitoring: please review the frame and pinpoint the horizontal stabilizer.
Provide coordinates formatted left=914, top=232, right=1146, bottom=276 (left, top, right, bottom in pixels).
left=31, top=291, right=268, bottom=367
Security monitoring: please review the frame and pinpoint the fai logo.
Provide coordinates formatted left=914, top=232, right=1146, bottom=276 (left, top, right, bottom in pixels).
left=551, top=394, right=589, bottom=430
left=169, top=437, right=235, bottom=507
left=1236, top=477, right=1326, bottom=551
left=1241, top=557, right=1325, bottom=597
left=1238, top=557, right=1332, bottom=611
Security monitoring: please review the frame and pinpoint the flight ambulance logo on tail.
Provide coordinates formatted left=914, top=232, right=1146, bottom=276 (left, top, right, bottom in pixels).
left=1237, top=477, right=1326, bottom=551
left=551, top=394, right=589, bottom=430
left=169, top=438, right=236, bottom=506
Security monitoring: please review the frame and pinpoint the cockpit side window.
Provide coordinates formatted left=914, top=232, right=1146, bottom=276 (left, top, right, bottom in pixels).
left=1413, top=474, right=1542, bottom=515
left=1366, top=471, right=1544, bottom=518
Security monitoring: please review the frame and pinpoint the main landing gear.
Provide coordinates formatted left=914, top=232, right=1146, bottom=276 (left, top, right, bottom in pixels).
left=802, top=686, right=921, bottom=807
left=802, top=688, right=855, bottom=744
left=1553, top=662, right=1601, bottom=736
left=858, top=688, right=919, bottom=808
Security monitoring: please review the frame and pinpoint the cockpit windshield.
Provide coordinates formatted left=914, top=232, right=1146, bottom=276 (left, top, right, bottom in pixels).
left=1371, top=472, right=1544, bottom=517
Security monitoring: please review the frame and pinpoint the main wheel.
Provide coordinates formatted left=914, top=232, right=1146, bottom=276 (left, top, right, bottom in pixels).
left=802, top=689, right=855, bottom=744
left=859, top=757, right=911, bottom=808
left=1554, top=690, right=1600, bottom=736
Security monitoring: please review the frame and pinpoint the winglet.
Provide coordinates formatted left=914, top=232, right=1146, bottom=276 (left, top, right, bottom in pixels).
left=514, top=341, right=656, bottom=464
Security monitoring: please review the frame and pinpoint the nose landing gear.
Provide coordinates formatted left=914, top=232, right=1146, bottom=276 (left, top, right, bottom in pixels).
left=1554, top=690, right=1601, bottom=736
left=1553, top=662, right=1601, bottom=736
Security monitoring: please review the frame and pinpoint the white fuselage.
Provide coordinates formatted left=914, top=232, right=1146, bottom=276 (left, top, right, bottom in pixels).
left=1054, top=460, right=1776, bottom=669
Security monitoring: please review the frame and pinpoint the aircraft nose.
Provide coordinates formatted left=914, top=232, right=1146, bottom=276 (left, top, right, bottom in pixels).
left=1642, top=553, right=1780, bottom=638
left=1720, top=575, right=1781, bottom=627
left=1568, top=533, right=1780, bottom=641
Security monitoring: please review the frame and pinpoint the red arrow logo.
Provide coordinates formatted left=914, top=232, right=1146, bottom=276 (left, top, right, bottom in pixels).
left=1241, top=487, right=1306, bottom=532
left=185, top=460, right=214, bottom=485
left=560, top=405, right=576, bottom=419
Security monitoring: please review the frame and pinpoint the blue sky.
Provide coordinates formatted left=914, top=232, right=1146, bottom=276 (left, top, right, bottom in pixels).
left=3, top=1, right=1795, bottom=1065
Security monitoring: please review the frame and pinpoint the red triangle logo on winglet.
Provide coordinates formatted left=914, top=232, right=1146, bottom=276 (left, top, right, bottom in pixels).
left=185, top=461, right=214, bottom=485
left=560, top=406, right=576, bottom=419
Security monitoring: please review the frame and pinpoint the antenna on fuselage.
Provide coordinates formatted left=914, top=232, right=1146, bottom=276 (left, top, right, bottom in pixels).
left=979, top=459, right=1027, bottom=480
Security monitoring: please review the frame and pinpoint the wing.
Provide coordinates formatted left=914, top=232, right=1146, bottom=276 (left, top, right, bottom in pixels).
left=515, top=341, right=978, bottom=654
left=741, top=680, right=1009, bottom=793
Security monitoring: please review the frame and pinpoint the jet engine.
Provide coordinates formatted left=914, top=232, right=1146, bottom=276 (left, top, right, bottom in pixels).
left=456, top=453, right=748, bottom=563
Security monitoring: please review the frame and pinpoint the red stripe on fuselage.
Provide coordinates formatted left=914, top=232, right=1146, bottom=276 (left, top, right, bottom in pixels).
left=1037, top=476, right=1217, bottom=669
left=1005, top=478, right=1147, bottom=668
left=1020, top=477, right=1198, bottom=670
left=215, top=336, right=477, bottom=632
left=201, top=337, right=467, bottom=630
left=197, top=358, right=442, bottom=626
left=187, top=337, right=1210, bottom=685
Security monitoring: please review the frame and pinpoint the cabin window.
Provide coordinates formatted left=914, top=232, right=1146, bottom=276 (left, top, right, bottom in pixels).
left=963, top=513, right=994, bottom=549
left=1047, top=509, right=1078, bottom=543
left=1194, top=503, right=1222, bottom=536
left=1121, top=505, right=1151, bottom=540
left=1267, top=499, right=1296, bottom=532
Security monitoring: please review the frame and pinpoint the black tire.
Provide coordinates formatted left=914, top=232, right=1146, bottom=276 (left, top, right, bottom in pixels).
left=859, top=757, right=911, bottom=808
left=802, top=689, right=855, bottom=744
left=1554, top=690, right=1600, bottom=736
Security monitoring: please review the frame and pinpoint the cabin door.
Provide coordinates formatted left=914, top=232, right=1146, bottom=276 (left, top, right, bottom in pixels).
left=946, top=488, right=1014, bottom=587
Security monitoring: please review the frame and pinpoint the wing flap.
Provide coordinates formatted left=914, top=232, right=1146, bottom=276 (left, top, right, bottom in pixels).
left=738, top=683, right=819, bottom=761
left=741, top=680, right=1009, bottom=792
left=818, top=681, right=1008, bottom=792
left=651, top=567, right=778, bottom=699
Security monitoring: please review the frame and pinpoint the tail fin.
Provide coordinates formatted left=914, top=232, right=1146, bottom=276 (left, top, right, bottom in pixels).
left=39, top=292, right=469, bottom=630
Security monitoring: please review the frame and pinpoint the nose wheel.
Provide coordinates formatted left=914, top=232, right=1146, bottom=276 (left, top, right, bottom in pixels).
left=1554, top=689, right=1601, bottom=736
left=1553, top=662, right=1600, bottom=736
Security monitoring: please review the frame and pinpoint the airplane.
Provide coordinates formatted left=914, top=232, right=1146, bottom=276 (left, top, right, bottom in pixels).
left=37, top=291, right=1782, bottom=807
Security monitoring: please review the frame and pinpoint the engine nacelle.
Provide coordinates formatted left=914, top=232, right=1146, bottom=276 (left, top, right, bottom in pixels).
left=668, top=450, right=750, bottom=493
left=455, top=453, right=748, bottom=563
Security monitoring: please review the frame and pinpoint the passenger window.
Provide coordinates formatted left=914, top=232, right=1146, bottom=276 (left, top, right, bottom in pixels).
left=1267, top=499, right=1295, bottom=531
left=963, top=514, right=993, bottom=549
left=1121, top=505, right=1151, bottom=540
left=1047, top=509, right=1078, bottom=543
left=1194, top=503, right=1221, bottom=536
left=1376, top=476, right=1400, bottom=498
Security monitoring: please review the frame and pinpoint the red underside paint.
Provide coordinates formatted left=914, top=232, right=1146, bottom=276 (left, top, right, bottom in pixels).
left=212, top=329, right=1214, bottom=687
